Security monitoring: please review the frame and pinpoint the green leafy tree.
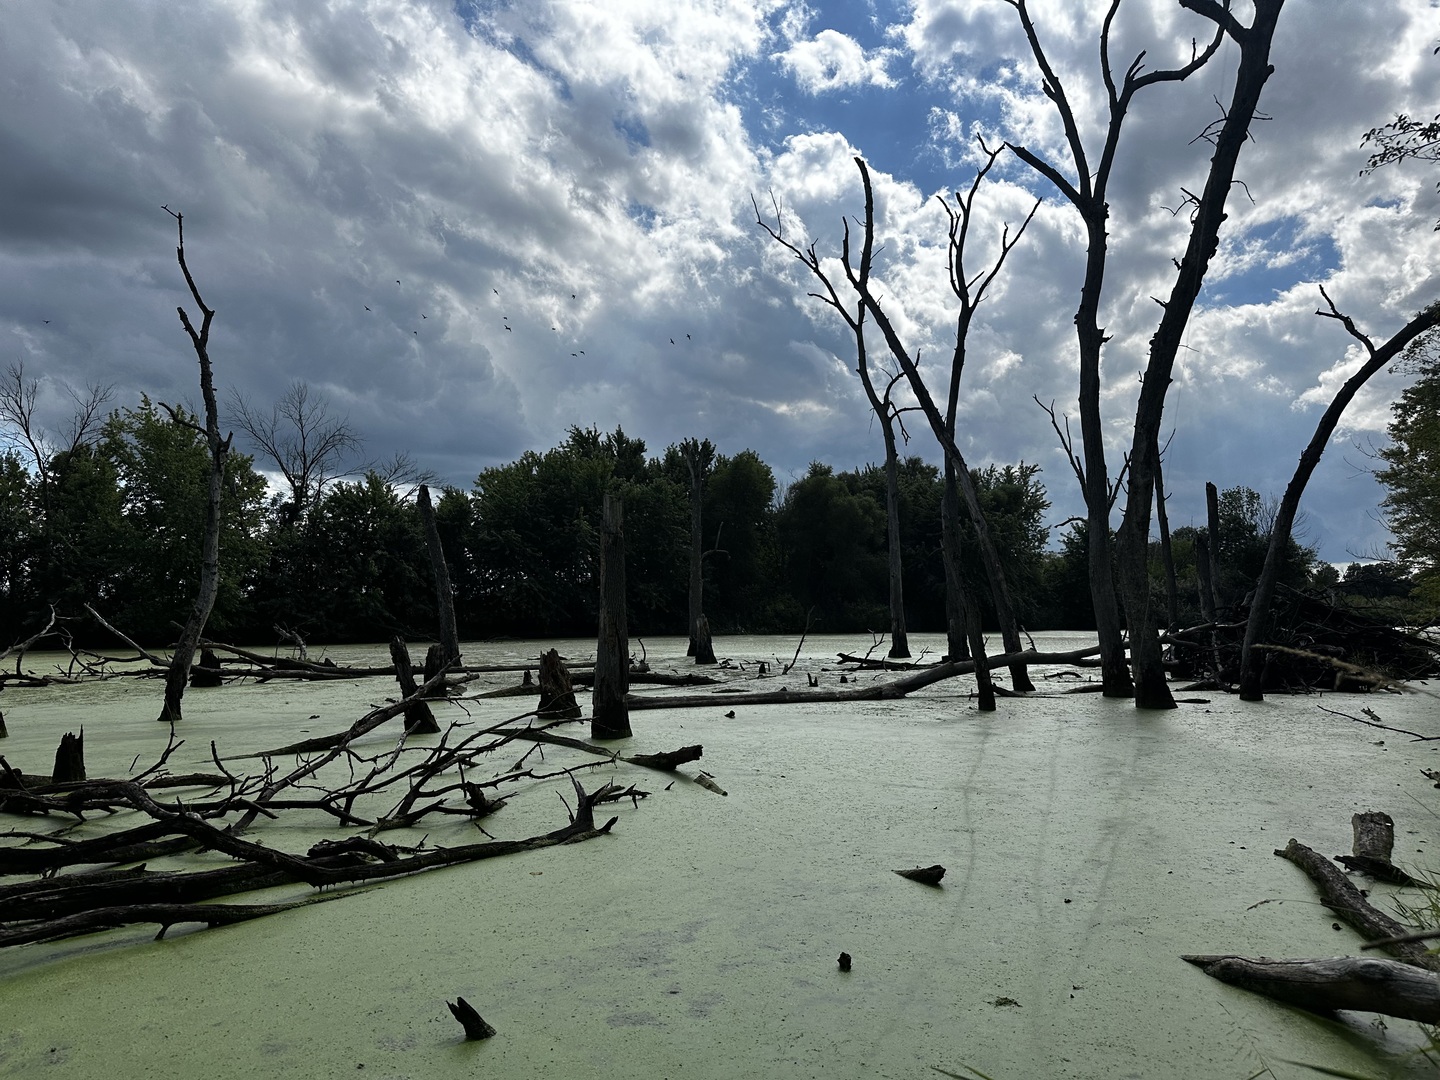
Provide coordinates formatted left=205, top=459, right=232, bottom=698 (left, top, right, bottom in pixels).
left=98, top=399, right=269, bottom=641
left=1377, top=336, right=1440, bottom=603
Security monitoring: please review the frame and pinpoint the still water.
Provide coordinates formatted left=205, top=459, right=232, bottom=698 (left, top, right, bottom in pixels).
left=2, top=632, right=1438, bottom=1079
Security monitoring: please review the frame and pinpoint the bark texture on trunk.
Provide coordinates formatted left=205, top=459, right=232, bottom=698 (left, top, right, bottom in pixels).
left=593, top=493, right=632, bottom=739
left=1115, top=0, right=1284, bottom=708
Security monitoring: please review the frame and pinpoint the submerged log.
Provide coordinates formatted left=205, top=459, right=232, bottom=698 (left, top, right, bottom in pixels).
left=1183, top=955, right=1440, bottom=1024
left=447, top=997, right=496, bottom=1040
left=894, top=864, right=946, bottom=886
left=539, top=648, right=582, bottom=720
left=389, top=638, right=439, bottom=735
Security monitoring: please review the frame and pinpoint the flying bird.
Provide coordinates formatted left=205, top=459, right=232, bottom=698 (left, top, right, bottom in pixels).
left=505, top=325, right=512, bottom=332
left=670, top=338, right=675, bottom=345
left=364, top=305, right=370, bottom=311
left=578, top=350, right=584, bottom=355
left=493, top=288, right=499, bottom=295
left=686, top=333, right=691, bottom=340
left=422, top=313, right=427, bottom=318
left=396, top=279, right=401, bottom=285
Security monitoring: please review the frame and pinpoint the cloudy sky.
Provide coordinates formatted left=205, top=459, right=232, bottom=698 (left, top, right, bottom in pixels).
left=3, top=0, right=1438, bottom=562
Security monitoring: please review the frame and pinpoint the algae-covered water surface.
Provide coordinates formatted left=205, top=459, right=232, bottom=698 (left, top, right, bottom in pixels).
left=2, top=633, right=1438, bottom=1079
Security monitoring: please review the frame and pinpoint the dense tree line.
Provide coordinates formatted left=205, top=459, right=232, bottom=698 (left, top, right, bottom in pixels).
left=6, top=379, right=1381, bottom=652
left=0, top=394, right=1072, bottom=646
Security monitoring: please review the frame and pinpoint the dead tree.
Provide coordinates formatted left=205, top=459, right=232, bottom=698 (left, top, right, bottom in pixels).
left=416, top=484, right=461, bottom=670
left=157, top=208, right=232, bottom=725
left=228, top=380, right=359, bottom=526
left=755, top=148, right=1038, bottom=694
left=1004, top=0, right=1229, bottom=699
left=593, top=493, right=632, bottom=739
left=1238, top=296, right=1440, bottom=699
left=679, top=438, right=717, bottom=663
left=1113, top=0, right=1285, bottom=708
left=753, top=199, right=912, bottom=660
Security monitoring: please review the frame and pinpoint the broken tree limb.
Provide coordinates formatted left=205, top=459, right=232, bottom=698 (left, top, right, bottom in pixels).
left=1275, top=838, right=1440, bottom=971
left=1182, top=954, right=1440, bottom=1023
left=390, top=638, right=439, bottom=734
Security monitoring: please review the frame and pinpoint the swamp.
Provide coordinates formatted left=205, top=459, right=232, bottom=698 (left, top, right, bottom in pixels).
left=3, top=632, right=1440, bottom=1079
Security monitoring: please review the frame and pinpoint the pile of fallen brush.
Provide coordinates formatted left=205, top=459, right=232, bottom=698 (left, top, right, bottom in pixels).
left=0, top=689, right=706, bottom=949
left=1166, top=585, right=1439, bottom=691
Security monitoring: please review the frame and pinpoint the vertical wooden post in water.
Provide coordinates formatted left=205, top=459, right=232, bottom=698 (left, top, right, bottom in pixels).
left=593, top=493, right=631, bottom=740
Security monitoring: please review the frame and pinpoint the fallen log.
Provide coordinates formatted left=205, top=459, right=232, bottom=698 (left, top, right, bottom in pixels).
left=1183, top=954, right=1440, bottom=1023
left=1274, top=838, right=1439, bottom=971
left=627, top=645, right=1106, bottom=710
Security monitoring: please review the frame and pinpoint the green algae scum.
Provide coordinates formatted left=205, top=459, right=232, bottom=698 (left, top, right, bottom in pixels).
left=3, top=633, right=1438, bottom=1079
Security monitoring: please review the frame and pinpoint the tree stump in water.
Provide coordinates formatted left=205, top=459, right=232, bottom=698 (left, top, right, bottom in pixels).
left=693, top=613, right=717, bottom=666
left=189, top=648, right=223, bottom=688
left=538, top=649, right=582, bottom=720
left=52, top=731, right=85, bottom=784
left=390, top=638, right=439, bottom=734
left=1337, top=811, right=1419, bottom=885
left=422, top=644, right=448, bottom=698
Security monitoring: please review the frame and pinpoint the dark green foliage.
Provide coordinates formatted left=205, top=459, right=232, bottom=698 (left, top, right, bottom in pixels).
left=1377, top=336, right=1440, bottom=604
left=1, top=406, right=1070, bottom=644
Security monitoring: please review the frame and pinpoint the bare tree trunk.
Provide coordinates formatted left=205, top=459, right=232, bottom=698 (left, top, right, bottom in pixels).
left=880, top=418, right=910, bottom=659
left=1205, top=482, right=1223, bottom=611
left=940, top=464, right=969, bottom=662
left=1115, top=0, right=1284, bottom=709
left=593, top=494, right=632, bottom=739
left=389, top=637, right=439, bottom=734
left=1153, top=444, right=1179, bottom=633
left=416, top=484, right=461, bottom=669
left=1239, top=298, right=1440, bottom=699
left=158, top=210, right=230, bottom=725
left=680, top=439, right=714, bottom=660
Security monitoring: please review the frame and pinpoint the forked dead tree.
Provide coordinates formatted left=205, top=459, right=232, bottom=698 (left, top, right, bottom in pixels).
left=1003, top=0, right=1229, bottom=699
left=756, top=146, right=1039, bottom=700
left=157, top=207, right=231, bottom=725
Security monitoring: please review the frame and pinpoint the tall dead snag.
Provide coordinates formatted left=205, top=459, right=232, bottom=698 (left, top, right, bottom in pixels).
left=157, top=208, right=231, bottom=725
left=848, top=158, right=1038, bottom=695
left=1114, top=0, right=1285, bottom=708
left=756, top=146, right=1038, bottom=690
left=1004, top=0, right=1228, bottom=699
left=1238, top=296, right=1440, bottom=699
left=856, top=336, right=912, bottom=659
left=416, top=484, right=461, bottom=671
left=679, top=439, right=717, bottom=663
left=755, top=195, right=912, bottom=661
left=593, top=493, right=632, bottom=739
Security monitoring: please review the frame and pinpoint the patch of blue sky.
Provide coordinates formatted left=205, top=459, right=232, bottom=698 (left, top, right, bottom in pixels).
left=1205, top=215, right=1341, bottom=306
left=626, top=202, right=660, bottom=230
left=613, top=114, right=651, bottom=152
